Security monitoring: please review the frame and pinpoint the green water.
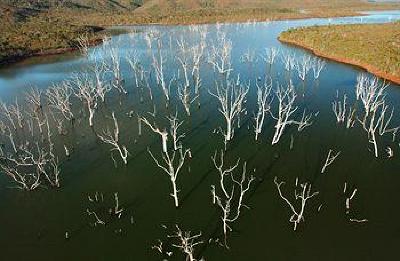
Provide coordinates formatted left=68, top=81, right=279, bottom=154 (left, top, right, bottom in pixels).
left=0, top=11, right=399, bottom=261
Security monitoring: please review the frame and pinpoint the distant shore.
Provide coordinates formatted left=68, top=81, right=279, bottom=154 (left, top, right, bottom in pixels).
left=278, top=21, right=400, bottom=85
left=1, top=8, right=399, bottom=69
left=0, top=10, right=364, bottom=68
left=0, top=37, right=105, bottom=67
left=279, top=37, right=400, bottom=85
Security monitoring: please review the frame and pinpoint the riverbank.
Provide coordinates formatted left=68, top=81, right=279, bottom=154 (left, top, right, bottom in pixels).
left=279, top=22, right=400, bottom=85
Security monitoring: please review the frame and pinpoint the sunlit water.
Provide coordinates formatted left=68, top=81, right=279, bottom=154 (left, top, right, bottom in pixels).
left=0, top=11, right=399, bottom=261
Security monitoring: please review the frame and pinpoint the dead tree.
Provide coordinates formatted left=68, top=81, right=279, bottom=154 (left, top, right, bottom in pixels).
left=46, top=82, right=74, bottom=122
left=177, top=39, right=202, bottom=115
left=91, top=59, right=111, bottom=103
left=332, top=92, right=356, bottom=128
left=27, top=107, right=46, bottom=136
left=274, top=176, right=319, bottom=231
left=261, top=47, right=279, bottom=66
left=152, top=37, right=174, bottom=101
left=4, top=99, right=24, bottom=130
left=355, top=73, right=387, bottom=128
left=86, top=191, right=125, bottom=226
left=113, top=192, right=124, bottom=218
left=270, top=82, right=313, bottom=145
left=0, top=121, right=17, bottom=153
left=191, top=43, right=205, bottom=96
left=377, top=102, right=398, bottom=138
left=321, top=149, right=341, bottom=174
left=97, top=112, right=129, bottom=165
left=178, top=84, right=198, bottom=117
left=144, top=28, right=161, bottom=51
left=254, top=78, right=272, bottom=141
left=25, top=87, right=45, bottom=135
left=127, top=52, right=153, bottom=100
left=126, top=51, right=140, bottom=88
left=294, top=55, right=312, bottom=81
left=168, top=225, right=203, bottom=261
left=240, top=48, right=258, bottom=64
left=0, top=142, right=61, bottom=190
left=0, top=101, right=17, bottom=130
left=25, top=87, right=43, bottom=113
left=148, top=147, right=191, bottom=208
left=211, top=150, right=240, bottom=198
left=343, top=183, right=368, bottom=222
left=332, top=93, right=346, bottom=123
left=209, top=76, right=249, bottom=147
left=312, top=57, right=326, bottom=80
left=76, top=33, right=91, bottom=56
left=281, top=51, right=295, bottom=72
left=109, top=47, right=127, bottom=94
left=355, top=74, right=398, bottom=157
left=73, top=75, right=98, bottom=127
left=361, top=100, right=398, bottom=157
left=0, top=162, right=41, bottom=190
left=212, top=162, right=255, bottom=247
left=208, top=32, right=233, bottom=77
left=167, top=112, right=185, bottom=151
left=141, top=116, right=169, bottom=153
left=177, top=37, right=191, bottom=89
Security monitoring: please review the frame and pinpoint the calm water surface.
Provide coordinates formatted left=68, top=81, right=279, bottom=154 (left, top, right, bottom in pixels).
left=0, top=11, right=399, bottom=261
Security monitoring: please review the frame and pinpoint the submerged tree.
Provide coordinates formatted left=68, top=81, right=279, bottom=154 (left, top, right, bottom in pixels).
left=261, top=47, right=279, bottom=67
left=209, top=75, right=249, bottom=148
left=167, top=112, right=185, bottom=151
left=140, top=116, right=169, bottom=153
left=274, top=177, right=319, bottom=231
left=355, top=74, right=398, bottom=157
left=332, top=93, right=356, bottom=128
left=211, top=159, right=254, bottom=247
left=167, top=225, right=203, bottom=261
left=270, top=82, right=313, bottom=145
left=294, top=54, right=312, bottom=81
left=311, top=57, right=326, bottom=80
left=46, top=82, right=75, bottom=122
left=0, top=141, right=61, bottom=190
left=72, top=75, right=99, bottom=127
left=254, top=78, right=272, bottom=141
left=152, top=37, right=174, bottom=102
left=208, top=32, right=233, bottom=77
left=97, top=112, right=130, bottom=165
left=148, top=147, right=191, bottom=208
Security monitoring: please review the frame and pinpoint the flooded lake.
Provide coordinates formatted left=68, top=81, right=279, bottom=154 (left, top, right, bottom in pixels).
left=0, top=11, right=399, bottom=261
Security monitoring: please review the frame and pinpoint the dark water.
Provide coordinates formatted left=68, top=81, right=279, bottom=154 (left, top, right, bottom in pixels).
left=0, top=11, right=399, bottom=261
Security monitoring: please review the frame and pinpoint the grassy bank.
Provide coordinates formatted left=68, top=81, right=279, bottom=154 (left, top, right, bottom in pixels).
left=279, top=21, right=400, bottom=84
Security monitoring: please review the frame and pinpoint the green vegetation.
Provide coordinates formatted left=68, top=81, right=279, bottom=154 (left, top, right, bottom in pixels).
left=279, top=22, right=400, bottom=83
left=1, top=0, right=400, bottom=65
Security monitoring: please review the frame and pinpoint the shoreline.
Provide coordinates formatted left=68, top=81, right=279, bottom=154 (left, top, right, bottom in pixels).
left=0, top=10, right=371, bottom=68
left=0, top=37, right=104, bottom=68
left=278, top=36, right=400, bottom=85
left=1, top=9, right=398, bottom=70
left=101, top=11, right=365, bottom=26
